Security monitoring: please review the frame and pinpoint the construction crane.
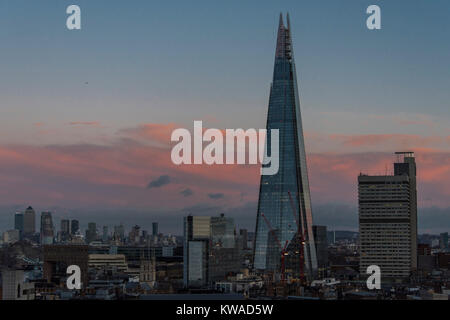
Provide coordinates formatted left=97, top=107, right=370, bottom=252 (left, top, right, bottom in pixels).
left=260, top=213, right=289, bottom=282
left=287, top=191, right=307, bottom=284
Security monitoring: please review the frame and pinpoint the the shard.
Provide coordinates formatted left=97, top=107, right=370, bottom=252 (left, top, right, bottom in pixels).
left=253, top=13, right=317, bottom=279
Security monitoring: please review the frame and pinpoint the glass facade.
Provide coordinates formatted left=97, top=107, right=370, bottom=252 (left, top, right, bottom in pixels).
left=188, top=241, right=208, bottom=286
left=211, top=214, right=235, bottom=248
left=183, top=216, right=211, bottom=287
left=253, top=14, right=318, bottom=278
left=14, top=212, right=24, bottom=238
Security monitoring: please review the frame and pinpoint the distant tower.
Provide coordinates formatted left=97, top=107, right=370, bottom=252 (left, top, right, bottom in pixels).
left=313, top=225, right=329, bottom=278
left=23, top=206, right=36, bottom=238
left=60, top=219, right=70, bottom=241
left=211, top=213, right=235, bottom=248
left=359, top=152, right=418, bottom=281
left=152, top=222, right=159, bottom=236
left=183, top=216, right=211, bottom=288
left=253, top=13, right=318, bottom=279
left=129, top=225, right=141, bottom=244
left=71, top=219, right=79, bottom=235
left=40, top=212, right=54, bottom=245
left=440, top=232, right=449, bottom=251
left=14, top=211, right=24, bottom=239
left=102, top=226, right=109, bottom=243
left=239, top=229, right=249, bottom=249
left=114, top=224, right=125, bottom=242
left=85, top=222, right=97, bottom=244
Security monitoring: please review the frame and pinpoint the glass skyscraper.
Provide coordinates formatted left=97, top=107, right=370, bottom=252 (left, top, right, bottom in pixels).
left=23, top=206, right=36, bottom=238
left=253, top=14, right=318, bottom=279
left=14, top=211, right=24, bottom=239
left=40, top=211, right=54, bottom=245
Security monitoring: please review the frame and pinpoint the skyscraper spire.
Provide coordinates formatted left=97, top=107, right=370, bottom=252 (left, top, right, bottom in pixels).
left=275, top=13, right=292, bottom=60
left=286, top=12, right=291, bottom=30
left=279, top=12, right=284, bottom=28
left=253, top=13, right=318, bottom=280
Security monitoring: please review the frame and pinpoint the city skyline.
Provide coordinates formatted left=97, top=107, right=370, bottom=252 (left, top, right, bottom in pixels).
left=0, top=1, right=449, bottom=234
left=0, top=1, right=449, bottom=305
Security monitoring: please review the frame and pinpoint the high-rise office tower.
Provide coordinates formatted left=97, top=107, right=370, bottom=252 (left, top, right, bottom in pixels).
left=61, top=219, right=70, bottom=234
left=209, top=214, right=241, bottom=283
left=102, top=226, right=109, bottom=243
left=440, top=232, right=449, bottom=251
left=239, top=229, right=249, bottom=250
left=129, top=225, right=140, bottom=244
left=183, top=214, right=240, bottom=287
left=40, top=211, right=54, bottom=245
left=23, top=206, right=35, bottom=237
left=142, top=230, right=148, bottom=243
left=359, top=152, right=418, bottom=280
left=313, top=225, right=329, bottom=278
left=211, top=213, right=235, bottom=248
left=183, top=216, right=211, bottom=288
left=152, top=222, right=159, bottom=236
left=85, top=222, right=97, bottom=244
left=253, top=14, right=317, bottom=279
left=114, top=224, right=125, bottom=241
left=71, top=219, right=79, bottom=235
left=14, top=211, right=24, bottom=239
left=60, top=219, right=70, bottom=242
left=327, top=230, right=336, bottom=245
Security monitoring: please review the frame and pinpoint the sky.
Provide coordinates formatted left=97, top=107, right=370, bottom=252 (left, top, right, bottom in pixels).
left=0, top=0, right=449, bottom=234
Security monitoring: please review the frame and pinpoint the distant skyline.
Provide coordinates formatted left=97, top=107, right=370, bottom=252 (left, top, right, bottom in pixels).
left=0, top=1, right=449, bottom=234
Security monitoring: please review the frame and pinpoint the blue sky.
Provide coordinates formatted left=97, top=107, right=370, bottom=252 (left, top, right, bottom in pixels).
left=0, top=1, right=449, bottom=233
left=1, top=0, right=449, bottom=144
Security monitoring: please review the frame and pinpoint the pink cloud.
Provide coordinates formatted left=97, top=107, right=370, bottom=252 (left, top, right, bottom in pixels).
left=305, top=132, right=450, bottom=154
left=118, top=123, right=179, bottom=145
left=68, top=121, right=102, bottom=126
left=307, top=151, right=450, bottom=207
left=329, top=134, right=443, bottom=148
left=0, top=125, right=448, bottom=210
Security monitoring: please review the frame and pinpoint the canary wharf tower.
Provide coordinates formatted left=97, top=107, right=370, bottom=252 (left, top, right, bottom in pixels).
left=253, top=14, right=317, bottom=279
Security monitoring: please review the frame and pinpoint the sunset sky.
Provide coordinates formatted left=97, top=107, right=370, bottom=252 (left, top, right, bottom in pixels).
left=0, top=0, right=449, bottom=234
